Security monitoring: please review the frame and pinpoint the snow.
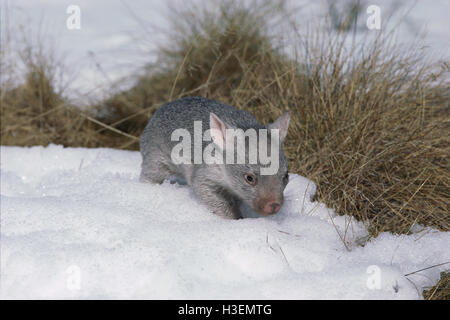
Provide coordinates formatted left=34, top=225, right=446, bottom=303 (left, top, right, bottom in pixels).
left=1, top=145, right=449, bottom=299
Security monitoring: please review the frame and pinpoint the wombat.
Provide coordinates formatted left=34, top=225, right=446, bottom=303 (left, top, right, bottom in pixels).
left=140, top=96, right=290, bottom=219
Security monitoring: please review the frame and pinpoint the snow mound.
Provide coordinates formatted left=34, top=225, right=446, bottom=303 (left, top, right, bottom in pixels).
left=1, top=145, right=449, bottom=299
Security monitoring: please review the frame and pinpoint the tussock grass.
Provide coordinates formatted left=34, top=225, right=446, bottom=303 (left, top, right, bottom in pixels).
left=0, top=40, right=102, bottom=147
left=1, top=0, right=449, bottom=298
left=99, top=0, right=449, bottom=237
left=423, top=272, right=450, bottom=300
left=95, top=0, right=288, bottom=136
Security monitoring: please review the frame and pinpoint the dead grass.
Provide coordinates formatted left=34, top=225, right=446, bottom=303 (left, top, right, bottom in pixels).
left=0, top=64, right=100, bottom=147
left=1, top=0, right=449, bottom=299
left=95, top=0, right=288, bottom=138
left=423, top=272, right=450, bottom=300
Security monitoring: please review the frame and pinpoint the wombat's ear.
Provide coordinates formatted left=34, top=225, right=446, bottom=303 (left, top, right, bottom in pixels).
left=267, top=110, right=290, bottom=142
left=210, top=112, right=227, bottom=149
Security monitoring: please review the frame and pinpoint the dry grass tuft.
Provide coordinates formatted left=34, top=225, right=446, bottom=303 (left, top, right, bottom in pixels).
left=423, top=272, right=450, bottom=300
left=0, top=41, right=103, bottom=147
left=277, top=36, right=450, bottom=237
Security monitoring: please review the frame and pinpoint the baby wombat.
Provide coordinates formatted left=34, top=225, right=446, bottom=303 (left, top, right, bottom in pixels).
left=140, top=96, right=290, bottom=219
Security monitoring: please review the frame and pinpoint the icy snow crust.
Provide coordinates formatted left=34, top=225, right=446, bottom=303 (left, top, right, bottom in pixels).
left=1, top=145, right=449, bottom=299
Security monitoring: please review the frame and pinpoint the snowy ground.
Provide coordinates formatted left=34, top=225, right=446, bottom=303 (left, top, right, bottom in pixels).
left=1, top=145, right=449, bottom=299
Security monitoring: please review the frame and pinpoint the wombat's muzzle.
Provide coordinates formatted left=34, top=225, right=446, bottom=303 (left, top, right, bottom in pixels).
left=255, top=196, right=283, bottom=216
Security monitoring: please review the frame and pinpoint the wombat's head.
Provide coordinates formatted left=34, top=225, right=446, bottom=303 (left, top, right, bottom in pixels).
left=210, top=111, right=290, bottom=216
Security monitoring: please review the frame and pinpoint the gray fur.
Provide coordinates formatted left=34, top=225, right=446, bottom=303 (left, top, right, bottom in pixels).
left=140, top=96, right=290, bottom=219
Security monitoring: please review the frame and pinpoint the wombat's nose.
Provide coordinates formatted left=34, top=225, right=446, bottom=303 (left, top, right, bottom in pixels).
left=263, top=202, right=281, bottom=215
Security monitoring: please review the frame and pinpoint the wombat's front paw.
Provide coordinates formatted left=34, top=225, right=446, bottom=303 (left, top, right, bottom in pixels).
left=228, top=208, right=243, bottom=220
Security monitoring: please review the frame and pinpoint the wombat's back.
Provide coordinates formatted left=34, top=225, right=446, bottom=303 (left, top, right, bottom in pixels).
left=140, top=96, right=264, bottom=155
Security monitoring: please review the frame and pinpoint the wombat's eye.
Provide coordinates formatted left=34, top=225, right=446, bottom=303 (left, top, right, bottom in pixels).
left=244, top=173, right=257, bottom=186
